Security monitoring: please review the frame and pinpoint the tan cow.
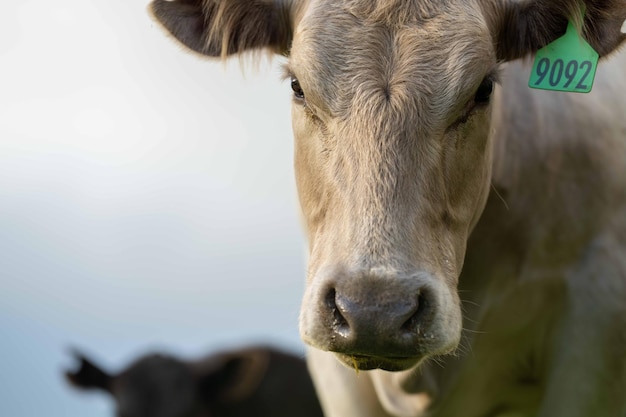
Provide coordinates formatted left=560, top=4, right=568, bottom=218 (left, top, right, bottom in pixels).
left=149, top=0, right=626, bottom=416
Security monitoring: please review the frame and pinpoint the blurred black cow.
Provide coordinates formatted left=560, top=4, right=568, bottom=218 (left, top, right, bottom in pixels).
left=65, top=345, right=324, bottom=417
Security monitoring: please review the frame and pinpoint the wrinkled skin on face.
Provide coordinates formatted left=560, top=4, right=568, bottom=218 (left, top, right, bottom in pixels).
left=290, top=1, right=496, bottom=370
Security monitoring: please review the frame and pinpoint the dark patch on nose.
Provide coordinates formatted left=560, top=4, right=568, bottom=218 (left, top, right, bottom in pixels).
left=319, top=277, right=436, bottom=358
left=324, top=288, right=350, bottom=338
left=400, top=290, right=429, bottom=333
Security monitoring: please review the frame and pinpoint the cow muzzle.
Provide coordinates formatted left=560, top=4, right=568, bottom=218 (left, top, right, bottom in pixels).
left=300, top=267, right=461, bottom=371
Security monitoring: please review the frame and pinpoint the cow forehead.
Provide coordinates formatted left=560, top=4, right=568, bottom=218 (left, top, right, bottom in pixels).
left=290, top=0, right=494, bottom=123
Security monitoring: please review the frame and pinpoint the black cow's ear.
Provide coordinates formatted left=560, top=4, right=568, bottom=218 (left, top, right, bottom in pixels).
left=484, top=0, right=626, bottom=61
left=149, top=0, right=293, bottom=58
left=196, top=349, right=270, bottom=402
left=65, top=350, right=113, bottom=393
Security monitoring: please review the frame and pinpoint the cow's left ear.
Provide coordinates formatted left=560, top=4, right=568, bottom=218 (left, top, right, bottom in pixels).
left=485, top=0, right=626, bottom=61
left=149, top=0, right=293, bottom=58
left=196, top=349, right=270, bottom=402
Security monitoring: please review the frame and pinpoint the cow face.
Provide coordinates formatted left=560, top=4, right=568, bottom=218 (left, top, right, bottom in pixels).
left=290, top=1, right=496, bottom=371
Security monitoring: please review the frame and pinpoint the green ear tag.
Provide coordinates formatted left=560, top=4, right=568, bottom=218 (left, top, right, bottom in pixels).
left=528, top=22, right=599, bottom=93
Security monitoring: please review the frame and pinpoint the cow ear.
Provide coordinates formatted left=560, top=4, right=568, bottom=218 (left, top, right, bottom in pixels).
left=487, top=0, right=626, bottom=61
left=65, top=350, right=113, bottom=393
left=149, top=0, right=293, bottom=58
left=196, top=349, right=270, bottom=402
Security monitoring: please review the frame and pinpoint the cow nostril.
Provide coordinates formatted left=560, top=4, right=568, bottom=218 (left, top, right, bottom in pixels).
left=401, top=291, right=428, bottom=334
left=325, top=288, right=350, bottom=337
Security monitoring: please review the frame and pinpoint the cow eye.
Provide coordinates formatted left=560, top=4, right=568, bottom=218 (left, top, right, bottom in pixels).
left=474, top=77, right=493, bottom=103
left=291, top=77, right=305, bottom=100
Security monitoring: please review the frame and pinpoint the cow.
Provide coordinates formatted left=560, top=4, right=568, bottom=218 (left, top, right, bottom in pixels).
left=65, top=345, right=324, bottom=417
left=148, top=0, right=626, bottom=416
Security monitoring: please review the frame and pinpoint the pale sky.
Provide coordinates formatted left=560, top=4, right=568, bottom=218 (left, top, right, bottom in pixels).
left=0, top=1, right=306, bottom=416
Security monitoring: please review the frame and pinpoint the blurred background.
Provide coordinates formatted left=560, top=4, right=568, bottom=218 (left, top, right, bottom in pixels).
left=0, top=1, right=305, bottom=416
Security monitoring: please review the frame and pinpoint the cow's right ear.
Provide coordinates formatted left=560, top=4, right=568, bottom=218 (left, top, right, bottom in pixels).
left=65, top=350, right=112, bottom=393
left=149, top=0, right=293, bottom=58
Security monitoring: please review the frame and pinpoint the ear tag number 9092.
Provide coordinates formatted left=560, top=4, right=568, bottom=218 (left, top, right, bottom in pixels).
left=529, top=22, right=599, bottom=93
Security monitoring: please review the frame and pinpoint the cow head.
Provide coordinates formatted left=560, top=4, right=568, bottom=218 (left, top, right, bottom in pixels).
left=65, top=349, right=270, bottom=417
left=66, top=351, right=197, bottom=417
left=150, top=0, right=626, bottom=371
